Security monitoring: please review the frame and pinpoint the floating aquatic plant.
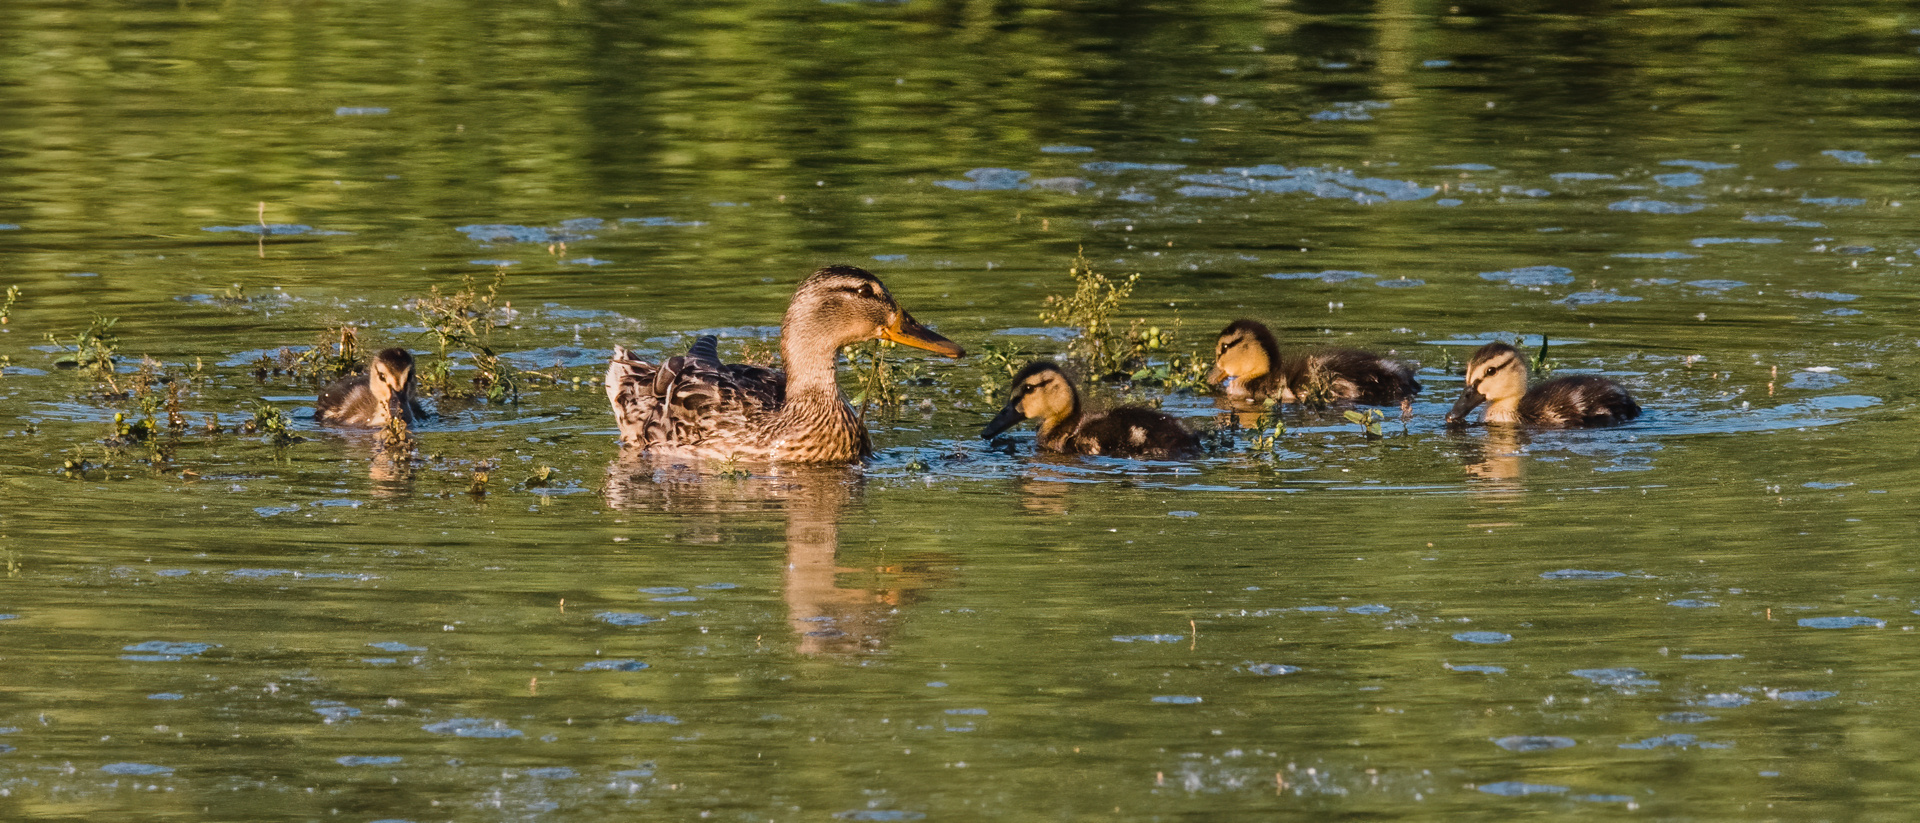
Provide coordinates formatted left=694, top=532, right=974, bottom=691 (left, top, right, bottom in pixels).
left=410, top=270, right=519, bottom=403
left=1040, top=252, right=1141, bottom=379
left=973, top=340, right=1028, bottom=403
left=849, top=339, right=932, bottom=422
left=1248, top=402, right=1287, bottom=455
left=48, top=314, right=120, bottom=381
left=1344, top=407, right=1385, bottom=439
left=1526, top=334, right=1557, bottom=376
left=242, top=401, right=302, bottom=447
left=290, top=326, right=364, bottom=385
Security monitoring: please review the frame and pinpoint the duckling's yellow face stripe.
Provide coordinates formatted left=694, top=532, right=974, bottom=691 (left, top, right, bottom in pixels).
left=1465, top=351, right=1520, bottom=394
left=1212, top=332, right=1269, bottom=379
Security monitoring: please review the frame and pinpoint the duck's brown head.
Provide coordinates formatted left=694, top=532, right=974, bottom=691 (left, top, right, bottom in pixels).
left=783, top=265, right=964, bottom=361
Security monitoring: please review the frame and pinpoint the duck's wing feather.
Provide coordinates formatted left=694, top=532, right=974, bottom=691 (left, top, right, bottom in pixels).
left=1071, top=406, right=1200, bottom=459
left=607, top=339, right=787, bottom=450
left=1308, top=348, right=1421, bottom=404
left=316, top=375, right=376, bottom=426
left=1522, top=375, right=1640, bottom=427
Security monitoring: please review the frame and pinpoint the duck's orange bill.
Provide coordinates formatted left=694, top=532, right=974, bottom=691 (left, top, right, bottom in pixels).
left=881, top=311, right=965, bottom=358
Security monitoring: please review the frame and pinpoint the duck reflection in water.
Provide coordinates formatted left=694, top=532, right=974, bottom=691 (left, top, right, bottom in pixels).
left=1457, top=424, right=1526, bottom=493
left=603, top=454, right=953, bottom=655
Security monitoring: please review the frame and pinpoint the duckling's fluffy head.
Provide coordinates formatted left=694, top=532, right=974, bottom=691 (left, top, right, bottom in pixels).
left=369, top=348, right=416, bottom=401
left=982, top=360, right=1080, bottom=439
left=1207, top=319, right=1279, bottom=386
left=783, top=265, right=964, bottom=358
left=1447, top=342, right=1528, bottom=423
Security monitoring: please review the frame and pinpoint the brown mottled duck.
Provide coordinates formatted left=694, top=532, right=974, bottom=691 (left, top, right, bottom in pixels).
left=605, top=265, right=964, bottom=464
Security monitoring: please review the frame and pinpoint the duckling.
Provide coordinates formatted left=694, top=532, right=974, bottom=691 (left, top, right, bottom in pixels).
left=606, top=265, right=964, bottom=464
left=316, top=347, right=430, bottom=427
left=1207, top=319, right=1419, bottom=407
left=982, top=361, right=1199, bottom=459
left=1446, top=341, right=1640, bottom=427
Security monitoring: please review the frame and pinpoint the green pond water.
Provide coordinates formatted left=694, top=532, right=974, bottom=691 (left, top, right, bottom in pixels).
left=4, top=0, right=1920, bottom=819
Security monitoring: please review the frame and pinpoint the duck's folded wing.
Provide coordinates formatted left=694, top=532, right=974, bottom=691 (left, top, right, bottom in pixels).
left=608, top=340, right=787, bottom=450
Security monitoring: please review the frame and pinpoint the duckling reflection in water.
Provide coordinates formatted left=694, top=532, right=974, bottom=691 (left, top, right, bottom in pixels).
left=983, top=361, right=1199, bottom=459
left=1446, top=342, right=1640, bottom=427
left=316, top=347, right=430, bottom=427
left=1460, top=424, right=1527, bottom=490
left=1207, top=319, right=1420, bottom=411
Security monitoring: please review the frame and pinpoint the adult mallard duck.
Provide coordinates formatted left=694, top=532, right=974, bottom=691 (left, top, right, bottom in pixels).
left=1446, top=341, right=1640, bottom=427
left=982, top=361, right=1199, bottom=459
left=1207, top=319, right=1419, bottom=407
left=316, top=347, right=430, bottom=427
left=605, top=265, right=965, bottom=464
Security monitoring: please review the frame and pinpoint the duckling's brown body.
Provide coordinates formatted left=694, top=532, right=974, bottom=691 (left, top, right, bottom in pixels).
left=1208, top=319, right=1419, bottom=406
left=1447, top=342, right=1640, bottom=427
left=983, top=361, right=1199, bottom=459
left=316, top=348, right=429, bottom=428
left=606, top=265, right=964, bottom=464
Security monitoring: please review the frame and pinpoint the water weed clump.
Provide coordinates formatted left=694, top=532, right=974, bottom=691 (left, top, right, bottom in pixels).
left=48, top=315, right=121, bottom=386
left=242, top=401, right=302, bottom=447
left=848, top=339, right=931, bottom=421
left=1344, top=407, right=1386, bottom=439
left=1527, top=334, right=1558, bottom=376
left=411, top=270, right=519, bottom=403
left=1248, top=403, right=1287, bottom=455
left=290, top=326, right=364, bottom=385
left=1040, top=254, right=1210, bottom=388
left=1040, top=253, right=1141, bottom=379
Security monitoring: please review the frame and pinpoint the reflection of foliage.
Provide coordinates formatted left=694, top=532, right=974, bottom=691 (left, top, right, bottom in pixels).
left=1, top=285, right=18, bottom=325
left=411, top=270, right=518, bottom=403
